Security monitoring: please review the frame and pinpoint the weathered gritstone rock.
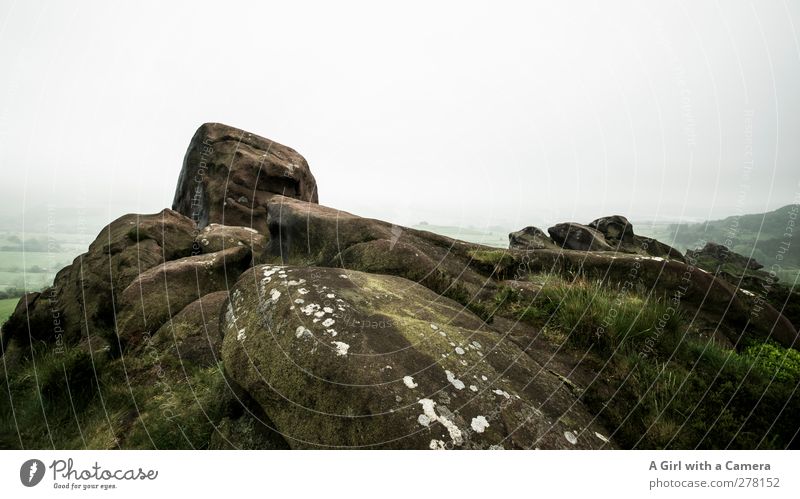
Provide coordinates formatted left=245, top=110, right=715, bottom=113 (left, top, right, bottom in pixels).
left=151, top=290, right=230, bottom=367
left=195, top=223, right=268, bottom=256
left=172, top=123, right=318, bottom=233
left=115, top=245, right=252, bottom=347
left=588, top=215, right=634, bottom=245
left=266, top=195, right=497, bottom=301
left=508, top=226, right=558, bottom=251
left=687, top=242, right=764, bottom=271
left=511, top=216, right=685, bottom=263
left=1, top=209, right=197, bottom=350
left=548, top=223, right=614, bottom=251
left=221, top=264, right=613, bottom=449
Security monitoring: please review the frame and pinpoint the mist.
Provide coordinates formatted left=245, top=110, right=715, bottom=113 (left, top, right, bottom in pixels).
left=1, top=0, right=799, bottom=238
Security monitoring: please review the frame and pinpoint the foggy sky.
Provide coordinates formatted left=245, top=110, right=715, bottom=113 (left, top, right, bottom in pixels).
left=1, top=0, right=799, bottom=237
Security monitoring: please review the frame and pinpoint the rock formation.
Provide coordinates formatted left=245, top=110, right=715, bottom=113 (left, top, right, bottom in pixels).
left=172, top=123, right=318, bottom=233
left=548, top=223, right=614, bottom=251
left=2, top=123, right=798, bottom=451
left=508, top=226, right=558, bottom=251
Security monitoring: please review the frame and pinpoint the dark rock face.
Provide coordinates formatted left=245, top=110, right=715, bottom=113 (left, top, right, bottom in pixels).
left=152, top=290, right=230, bottom=367
left=222, top=264, right=611, bottom=449
left=548, top=223, right=613, bottom=251
left=687, top=242, right=764, bottom=271
left=266, top=195, right=494, bottom=301
left=632, top=235, right=685, bottom=262
left=588, top=215, right=634, bottom=245
left=115, top=245, right=252, bottom=347
left=508, top=215, right=686, bottom=263
left=172, top=123, right=318, bottom=233
left=508, top=226, right=557, bottom=250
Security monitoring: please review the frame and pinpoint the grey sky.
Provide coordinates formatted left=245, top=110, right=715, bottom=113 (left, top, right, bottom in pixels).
left=1, top=0, right=799, bottom=237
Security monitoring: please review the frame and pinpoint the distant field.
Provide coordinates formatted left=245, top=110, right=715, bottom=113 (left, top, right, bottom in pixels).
left=411, top=223, right=509, bottom=248
left=0, top=298, right=18, bottom=326
left=0, top=231, right=89, bottom=293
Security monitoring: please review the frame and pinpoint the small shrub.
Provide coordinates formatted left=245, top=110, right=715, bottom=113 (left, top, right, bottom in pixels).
left=741, top=340, right=800, bottom=382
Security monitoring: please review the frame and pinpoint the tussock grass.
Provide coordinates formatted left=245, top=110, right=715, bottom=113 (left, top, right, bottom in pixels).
left=491, top=272, right=800, bottom=449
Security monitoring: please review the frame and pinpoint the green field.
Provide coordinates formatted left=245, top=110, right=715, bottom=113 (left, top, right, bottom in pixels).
left=411, top=223, right=509, bottom=248
left=0, top=231, right=88, bottom=293
left=0, top=298, right=18, bottom=327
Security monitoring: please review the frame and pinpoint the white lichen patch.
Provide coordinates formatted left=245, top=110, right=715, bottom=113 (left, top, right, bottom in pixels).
left=417, top=414, right=431, bottom=426
left=322, top=318, right=335, bottom=328
left=294, top=298, right=305, bottom=304
left=564, top=431, right=578, bottom=445
left=403, top=376, right=418, bottom=389
left=470, top=416, right=489, bottom=433
left=439, top=331, right=447, bottom=337
left=469, top=385, right=478, bottom=392
left=326, top=328, right=338, bottom=337
left=471, top=341, right=482, bottom=349
left=492, top=389, right=511, bottom=399
left=300, top=303, right=320, bottom=316
left=418, top=399, right=463, bottom=446
left=430, top=323, right=439, bottom=330
left=741, top=289, right=755, bottom=297
left=429, top=439, right=446, bottom=450
left=237, top=328, right=246, bottom=341
left=332, top=341, right=350, bottom=356
left=323, top=306, right=334, bottom=313
left=481, top=375, right=488, bottom=381
left=295, top=326, right=312, bottom=339
left=269, top=289, right=281, bottom=302
left=594, top=432, right=609, bottom=443
left=326, top=293, right=335, bottom=298
left=298, top=288, right=309, bottom=294
left=287, top=279, right=306, bottom=286
left=455, top=347, right=465, bottom=355
left=314, top=310, right=325, bottom=318
left=339, top=274, right=350, bottom=279
left=445, top=370, right=465, bottom=390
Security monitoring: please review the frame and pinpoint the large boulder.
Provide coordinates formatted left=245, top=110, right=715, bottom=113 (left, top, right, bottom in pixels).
left=221, top=264, right=613, bottom=449
left=508, top=226, right=558, bottom=251
left=687, top=242, right=764, bottom=271
left=547, top=223, right=613, bottom=251
left=631, top=235, right=685, bottom=262
left=588, top=215, right=634, bottom=245
left=172, top=123, right=318, bottom=233
left=115, top=246, right=252, bottom=348
left=266, top=195, right=496, bottom=303
left=588, top=215, right=683, bottom=261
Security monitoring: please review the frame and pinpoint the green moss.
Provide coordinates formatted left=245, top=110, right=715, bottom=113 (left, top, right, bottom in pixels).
left=741, top=340, right=800, bottom=382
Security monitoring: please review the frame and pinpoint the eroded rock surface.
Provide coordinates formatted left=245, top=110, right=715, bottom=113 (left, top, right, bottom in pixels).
left=548, top=223, right=613, bottom=251
left=222, top=264, right=612, bottom=449
left=509, top=226, right=558, bottom=251
left=172, top=123, right=318, bottom=233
